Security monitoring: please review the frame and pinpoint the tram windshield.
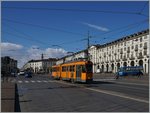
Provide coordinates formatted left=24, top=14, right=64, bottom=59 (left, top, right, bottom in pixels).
left=86, top=64, right=93, bottom=73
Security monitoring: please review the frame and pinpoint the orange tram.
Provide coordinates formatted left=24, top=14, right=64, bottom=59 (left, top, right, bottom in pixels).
left=52, top=60, right=93, bottom=83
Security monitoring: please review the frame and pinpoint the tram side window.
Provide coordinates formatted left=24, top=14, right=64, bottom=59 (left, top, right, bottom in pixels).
left=82, top=65, right=86, bottom=73
left=70, top=66, right=74, bottom=72
left=62, top=66, right=66, bottom=72
left=86, top=64, right=93, bottom=73
left=52, top=67, right=56, bottom=72
left=57, top=67, right=59, bottom=71
left=72, top=65, right=75, bottom=72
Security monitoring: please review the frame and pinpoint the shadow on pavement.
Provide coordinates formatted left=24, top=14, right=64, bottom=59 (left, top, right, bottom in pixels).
left=15, top=84, right=21, bottom=112
left=91, top=81, right=115, bottom=84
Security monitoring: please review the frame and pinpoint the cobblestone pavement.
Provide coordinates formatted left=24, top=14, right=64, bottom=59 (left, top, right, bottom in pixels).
left=11, top=75, right=149, bottom=112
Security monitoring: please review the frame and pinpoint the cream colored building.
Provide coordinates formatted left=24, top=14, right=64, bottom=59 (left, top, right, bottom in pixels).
left=89, top=29, right=149, bottom=74
left=23, top=58, right=57, bottom=73
left=56, top=50, right=87, bottom=65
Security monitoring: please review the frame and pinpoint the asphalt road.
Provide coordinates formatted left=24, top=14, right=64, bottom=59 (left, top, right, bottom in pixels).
left=11, top=75, right=149, bottom=112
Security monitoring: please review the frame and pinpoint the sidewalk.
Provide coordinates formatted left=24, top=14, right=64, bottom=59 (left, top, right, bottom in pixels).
left=1, top=79, right=20, bottom=112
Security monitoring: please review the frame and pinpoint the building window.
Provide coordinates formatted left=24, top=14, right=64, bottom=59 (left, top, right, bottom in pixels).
left=140, top=43, right=142, bottom=48
left=124, top=42, right=126, bottom=46
left=140, top=37, right=142, bottom=42
left=124, top=47, right=126, bottom=51
left=144, top=50, right=147, bottom=55
left=132, top=46, right=134, bottom=49
left=144, top=36, right=147, bottom=39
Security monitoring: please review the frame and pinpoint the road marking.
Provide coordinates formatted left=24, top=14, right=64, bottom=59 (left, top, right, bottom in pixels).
left=37, top=80, right=41, bottom=83
left=31, top=80, right=35, bottom=83
left=53, top=80, right=149, bottom=104
left=94, top=79, right=148, bottom=86
left=48, top=80, right=54, bottom=82
left=25, top=80, right=29, bottom=83
left=109, top=84, right=148, bottom=91
left=18, top=80, right=23, bottom=83
left=94, top=78, right=115, bottom=81
left=85, top=87, right=149, bottom=104
left=115, top=81, right=148, bottom=86
left=43, top=80, right=48, bottom=83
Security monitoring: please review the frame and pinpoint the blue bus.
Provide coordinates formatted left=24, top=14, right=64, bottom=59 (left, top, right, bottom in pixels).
left=116, top=66, right=143, bottom=76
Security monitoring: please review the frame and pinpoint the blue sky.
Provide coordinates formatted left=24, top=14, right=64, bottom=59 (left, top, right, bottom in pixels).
left=1, top=1, right=149, bottom=68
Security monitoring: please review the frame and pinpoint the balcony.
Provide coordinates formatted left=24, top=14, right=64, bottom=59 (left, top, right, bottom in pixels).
left=105, top=61, right=109, bottom=63
left=101, top=61, right=104, bottom=64
left=116, top=59, right=120, bottom=62
left=137, top=55, right=144, bottom=59
left=120, top=51, right=123, bottom=54
left=122, top=57, right=127, bottom=61
left=137, top=53, right=143, bottom=59
left=110, top=59, right=114, bottom=62
left=129, top=56, right=135, bottom=60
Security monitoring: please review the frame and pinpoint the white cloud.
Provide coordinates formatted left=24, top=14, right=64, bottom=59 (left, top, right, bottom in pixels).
left=1, top=43, right=67, bottom=68
left=82, top=22, right=109, bottom=32
left=1, top=42, right=23, bottom=51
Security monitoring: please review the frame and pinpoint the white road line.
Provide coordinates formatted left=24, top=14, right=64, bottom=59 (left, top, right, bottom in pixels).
left=94, top=79, right=148, bottom=86
left=18, top=80, right=23, bottom=83
left=85, top=87, right=149, bottom=104
left=48, top=80, right=54, bottom=82
left=31, top=80, right=35, bottom=83
left=37, top=80, right=41, bottom=83
left=115, top=81, right=148, bottom=86
left=43, top=80, right=48, bottom=83
left=109, top=84, right=148, bottom=91
left=94, top=78, right=115, bottom=81
left=54, top=80, right=149, bottom=104
left=25, top=80, right=29, bottom=83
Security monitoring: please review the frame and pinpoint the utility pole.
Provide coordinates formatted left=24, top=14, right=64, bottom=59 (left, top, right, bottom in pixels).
left=87, top=31, right=91, bottom=61
left=41, top=53, right=44, bottom=60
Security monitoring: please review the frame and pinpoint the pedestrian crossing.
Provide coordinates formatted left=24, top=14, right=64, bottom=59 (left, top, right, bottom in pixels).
left=1, top=79, right=53, bottom=84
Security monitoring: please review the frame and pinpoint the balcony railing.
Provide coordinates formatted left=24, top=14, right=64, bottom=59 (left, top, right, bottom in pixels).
left=110, top=59, right=114, bottom=62
left=105, top=61, right=109, bottom=63
left=122, top=57, right=127, bottom=61
left=137, top=53, right=143, bottom=59
left=127, top=50, right=130, bottom=53
left=116, top=59, right=120, bottom=62
left=120, top=51, right=123, bottom=54
left=129, top=56, right=135, bottom=60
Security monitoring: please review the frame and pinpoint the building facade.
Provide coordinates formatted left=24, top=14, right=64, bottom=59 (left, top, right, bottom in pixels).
left=89, top=29, right=149, bottom=74
left=56, top=50, right=87, bottom=65
left=1, top=56, right=18, bottom=75
left=23, top=58, right=57, bottom=73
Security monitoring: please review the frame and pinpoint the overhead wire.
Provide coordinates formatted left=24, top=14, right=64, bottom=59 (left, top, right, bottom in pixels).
left=92, top=19, right=149, bottom=39
left=2, top=18, right=148, bottom=49
left=139, top=1, right=149, bottom=14
left=2, top=18, right=86, bottom=36
left=2, top=23, right=52, bottom=46
left=2, top=6, right=148, bottom=17
left=93, top=20, right=148, bottom=45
